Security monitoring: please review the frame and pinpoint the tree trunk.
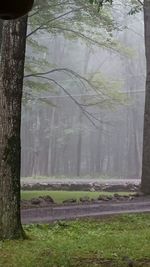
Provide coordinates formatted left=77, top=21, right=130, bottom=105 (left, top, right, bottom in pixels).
left=76, top=110, right=83, bottom=177
left=0, top=17, right=27, bottom=239
left=0, top=20, right=3, bottom=50
left=141, top=0, right=150, bottom=194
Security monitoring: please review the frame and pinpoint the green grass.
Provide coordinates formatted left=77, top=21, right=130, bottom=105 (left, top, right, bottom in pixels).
left=0, top=214, right=150, bottom=266
left=21, top=191, right=131, bottom=203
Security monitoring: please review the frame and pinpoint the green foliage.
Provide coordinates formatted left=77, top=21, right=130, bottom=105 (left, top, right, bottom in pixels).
left=89, top=0, right=143, bottom=14
left=89, top=0, right=113, bottom=12
left=128, top=0, right=143, bottom=15
left=24, top=0, right=129, bottom=106
left=82, top=72, right=128, bottom=108
left=0, top=214, right=150, bottom=266
left=30, top=0, right=116, bottom=36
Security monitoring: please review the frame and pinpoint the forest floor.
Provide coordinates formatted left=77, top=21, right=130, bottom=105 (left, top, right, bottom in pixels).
left=0, top=214, right=150, bottom=267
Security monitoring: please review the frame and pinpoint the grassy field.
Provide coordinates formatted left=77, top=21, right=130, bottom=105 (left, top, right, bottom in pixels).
left=21, top=191, right=131, bottom=203
left=0, top=214, right=150, bottom=267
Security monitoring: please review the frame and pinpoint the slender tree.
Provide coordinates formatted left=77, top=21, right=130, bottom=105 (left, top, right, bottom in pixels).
left=0, top=20, right=3, bottom=49
left=141, top=0, right=150, bottom=194
left=0, top=17, right=27, bottom=240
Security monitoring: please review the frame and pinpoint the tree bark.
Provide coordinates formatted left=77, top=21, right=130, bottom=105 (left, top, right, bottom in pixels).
left=0, top=17, right=27, bottom=239
left=141, top=0, right=150, bottom=194
left=0, top=20, right=3, bottom=50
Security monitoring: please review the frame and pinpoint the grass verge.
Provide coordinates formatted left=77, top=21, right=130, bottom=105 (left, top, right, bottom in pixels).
left=0, top=214, right=150, bottom=266
left=21, top=191, right=131, bottom=203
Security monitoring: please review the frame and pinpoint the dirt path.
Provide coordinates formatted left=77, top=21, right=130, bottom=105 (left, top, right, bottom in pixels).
left=21, top=198, right=150, bottom=224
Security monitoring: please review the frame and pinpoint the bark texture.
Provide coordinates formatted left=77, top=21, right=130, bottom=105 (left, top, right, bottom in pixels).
left=0, top=20, right=3, bottom=49
left=0, top=17, right=27, bottom=239
left=141, top=0, right=150, bottom=194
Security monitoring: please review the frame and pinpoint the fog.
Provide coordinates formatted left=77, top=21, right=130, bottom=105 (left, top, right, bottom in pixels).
left=21, top=1, right=145, bottom=179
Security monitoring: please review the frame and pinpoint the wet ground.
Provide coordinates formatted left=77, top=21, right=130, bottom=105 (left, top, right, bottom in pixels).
left=21, top=178, right=150, bottom=224
left=21, top=193, right=150, bottom=224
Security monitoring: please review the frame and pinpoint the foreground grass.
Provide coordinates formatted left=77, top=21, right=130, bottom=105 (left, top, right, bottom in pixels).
left=0, top=214, right=150, bottom=267
left=21, top=191, right=131, bottom=203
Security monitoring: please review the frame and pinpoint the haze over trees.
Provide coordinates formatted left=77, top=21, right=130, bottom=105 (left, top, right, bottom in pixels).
left=22, top=0, right=145, bottom=179
left=0, top=0, right=124, bottom=240
left=0, top=0, right=150, bottom=240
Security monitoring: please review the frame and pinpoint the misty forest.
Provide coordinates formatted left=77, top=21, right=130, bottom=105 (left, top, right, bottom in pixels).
left=20, top=0, right=145, bottom=179
left=0, top=0, right=150, bottom=266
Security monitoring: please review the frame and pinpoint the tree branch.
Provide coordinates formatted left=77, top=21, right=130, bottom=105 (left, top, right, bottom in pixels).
left=28, top=1, right=73, bottom=18
left=24, top=67, right=106, bottom=99
left=24, top=74, right=112, bottom=128
left=136, top=0, right=143, bottom=6
left=28, top=75, right=98, bottom=127
left=27, top=8, right=81, bottom=38
left=40, top=25, right=120, bottom=53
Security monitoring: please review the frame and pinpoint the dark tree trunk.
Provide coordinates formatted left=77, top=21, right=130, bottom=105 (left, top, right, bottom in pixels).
left=141, top=0, right=150, bottom=194
left=0, top=17, right=27, bottom=239
left=0, top=20, right=3, bottom=50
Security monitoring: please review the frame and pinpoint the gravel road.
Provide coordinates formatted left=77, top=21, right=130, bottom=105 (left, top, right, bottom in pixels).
left=21, top=198, right=150, bottom=224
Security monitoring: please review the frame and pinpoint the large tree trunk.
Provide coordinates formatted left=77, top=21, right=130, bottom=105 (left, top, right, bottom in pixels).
left=141, top=0, right=150, bottom=194
left=0, top=17, right=27, bottom=239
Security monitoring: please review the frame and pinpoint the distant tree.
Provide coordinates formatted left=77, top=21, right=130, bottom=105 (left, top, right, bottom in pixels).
left=119, top=0, right=150, bottom=194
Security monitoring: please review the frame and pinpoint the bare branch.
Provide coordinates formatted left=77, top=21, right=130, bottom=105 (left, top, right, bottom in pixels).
left=24, top=67, right=106, bottom=98
left=81, top=99, right=108, bottom=107
left=24, top=72, right=112, bottom=128
left=137, top=0, right=143, bottom=6
left=28, top=75, right=98, bottom=127
left=28, top=9, right=40, bottom=18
